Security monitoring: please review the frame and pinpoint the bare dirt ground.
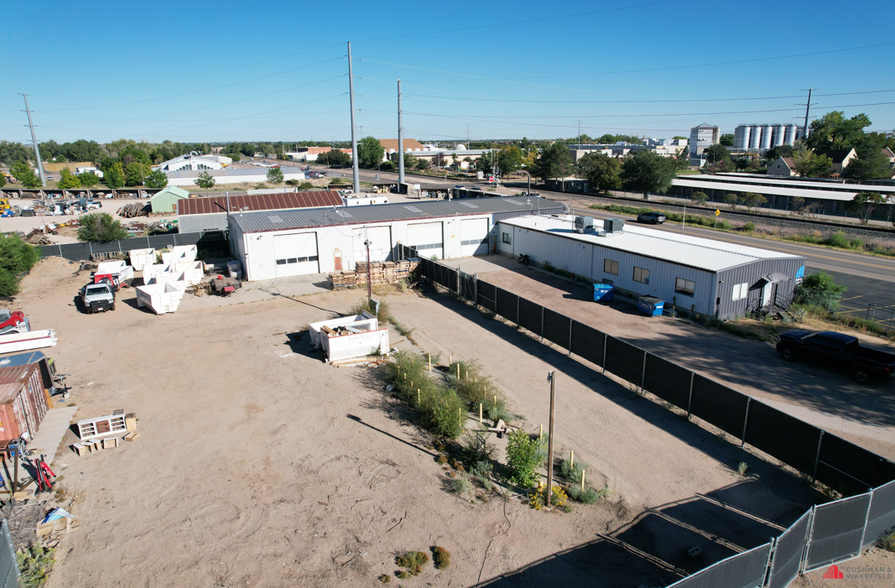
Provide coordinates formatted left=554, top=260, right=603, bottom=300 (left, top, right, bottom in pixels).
left=5, top=257, right=891, bottom=587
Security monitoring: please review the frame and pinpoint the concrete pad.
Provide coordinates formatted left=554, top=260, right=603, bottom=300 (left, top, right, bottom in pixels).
left=29, top=404, right=78, bottom=464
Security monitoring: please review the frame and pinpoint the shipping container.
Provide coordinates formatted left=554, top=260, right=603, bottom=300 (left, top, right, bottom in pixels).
left=0, top=363, right=50, bottom=443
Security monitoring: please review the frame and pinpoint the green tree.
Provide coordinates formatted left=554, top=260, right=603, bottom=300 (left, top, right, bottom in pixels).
left=577, top=152, right=621, bottom=193
left=790, top=196, right=806, bottom=214
left=794, top=271, right=847, bottom=311
left=535, top=142, right=573, bottom=181
left=620, top=150, right=677, bottom=196
left=841, top=150, right=893, bottom=181
left=691, top=191, right=708, bottom=206
left=10, top=162, right=41, bottom=188
left=77, top=172, right=100, bottom=188
left=63, top=139, right=103, bottom=163
left=844, top=192, right=885, bottom=224
left=0, top=141, right=32, bottom=165
left=724, top=193, right=740, bottom=209
left=104, top=163, right=125, bottom=189
left=317, top=150, right=351, bottom=168
left=765, top=144, right=796, bottom=161
left=704, top=143, right=730, bottom=165
left=357, top=136, right=384, bottom=169
left=744, top=192, right=767, bottom=210
left=497, top=146, right=524, bottom=176
left=505, top=430, right=543, bottom=488
left=793, top=151, right=833, bottom=177
left=39, top=140, right=64, bottom=162
left=806, top=111, right=872, bottom=150
left=672, top=146, right=690, bottom=171
left=266, top=167, right=285, bottom=184
left=415, top=159, right=430, bottom=170
left=719, top=133, right=734, bottom=146
left=144, top=170, right=168, bottom=189
left=77, top=212, right=129, bottom=243
left=195, top=171, right=216, bottom=192
left=57, top=168, right=81, bottom=189
left=0, top=233, right=41, bottom=297
left=0, top=174, right=5, bottom=189
left=391, top=151, right=417, bottom=170
left=124, top=162, right=151, bottom=187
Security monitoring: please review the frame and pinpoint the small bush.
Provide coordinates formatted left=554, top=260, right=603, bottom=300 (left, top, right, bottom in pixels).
left=560, top=457, right=589, bottom=484
left=506, top=430, right=543, bottom=487
left=432, top=546, right=451, bottom=570
left=848, top=237, right=864, bottom=250
left=451, top=473, right=473, bottom=501
left=348, top=297, right=390, bottom=324
left=395, top=571, right=409, bottom=579
left=568, top=483, right=610, bottom=504
left=742, top=222, right=756, bottom=232
left=17, top=543, right=55, bottom=588
left=396, top=551, right=429, bottom=576
left=378, top=574, right=391, bottom=583
left=827, top=231, right=849, bottom=248
left=737, top=461, right=749, bottom=476
left=878, top=528, right=895, bottom=552
left=461, top=431, right=495, bottom=467
left=529, top=485, right=568, bottom=510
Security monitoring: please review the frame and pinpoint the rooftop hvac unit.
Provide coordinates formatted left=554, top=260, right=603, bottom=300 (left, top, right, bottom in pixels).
left=603, top=218, right=624, bottom=233
left=574, top=216, right=594, bottom=233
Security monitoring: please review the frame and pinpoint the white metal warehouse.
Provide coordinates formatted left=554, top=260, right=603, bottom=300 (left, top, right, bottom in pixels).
left=229, top=197, right=565, bottom=281
left=497, top=215, right=806, bottom=320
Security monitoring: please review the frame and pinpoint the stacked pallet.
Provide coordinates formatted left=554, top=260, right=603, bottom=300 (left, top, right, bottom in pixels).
left=329, top=260, right=420, bottom=289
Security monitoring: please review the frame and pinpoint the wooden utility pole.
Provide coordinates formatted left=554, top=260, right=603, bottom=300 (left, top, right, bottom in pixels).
left=546, top=371, right=556, bottom=506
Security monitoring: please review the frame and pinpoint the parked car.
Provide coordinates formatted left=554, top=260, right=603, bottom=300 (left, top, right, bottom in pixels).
left=776, top=330, right=895, bottom=384
left=470, top=186, right=483, bottom=191
left=637, top=212, right=666, bottom=224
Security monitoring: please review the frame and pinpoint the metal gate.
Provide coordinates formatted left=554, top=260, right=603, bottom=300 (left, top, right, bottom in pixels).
left=0, top=520, right=19, bottom=588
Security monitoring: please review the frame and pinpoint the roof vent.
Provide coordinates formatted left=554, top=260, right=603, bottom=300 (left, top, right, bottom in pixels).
left=603, top=218, right=624, bottom=233
left=574, top=216, right=594, bottom=233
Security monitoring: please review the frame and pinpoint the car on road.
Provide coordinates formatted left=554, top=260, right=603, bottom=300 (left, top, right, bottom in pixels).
left=637, top=212, right=666, bottom=224
left=776, top=330, right=895, bottom=384
left=470, top=186, right=483, bottom=191
left=453, top=185, right=465, bottom=190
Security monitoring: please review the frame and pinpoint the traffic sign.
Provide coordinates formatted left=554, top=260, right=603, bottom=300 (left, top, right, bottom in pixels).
left=715, top=209, right=721, bottom=216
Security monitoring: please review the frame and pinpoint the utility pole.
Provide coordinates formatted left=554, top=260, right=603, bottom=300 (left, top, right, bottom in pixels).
left=398, top=80, right=405, bottom=184
left=347, top=42, right=361, bottom=195
left=546, top=371, right=557, bottom=507
left=21, top=94, right=47, bottom=187
left=578, top=120, right=582, bottom=150
left=801, top=88, right=815, bottom=140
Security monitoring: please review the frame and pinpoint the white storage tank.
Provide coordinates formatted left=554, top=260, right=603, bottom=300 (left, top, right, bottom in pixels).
left=749, top=125, right=762, bottom=149
left=760, top=125, right=773, bottom=149
left=784, top=124, right=797, bottom=146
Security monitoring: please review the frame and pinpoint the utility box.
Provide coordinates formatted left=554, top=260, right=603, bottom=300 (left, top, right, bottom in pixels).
left=593, top=283, right=615, bottom=302
left=574, top=216, right=594, bottom=233
left=637, top=296, right=664, bottom=317
left=603, top=218, right=625, bottom=233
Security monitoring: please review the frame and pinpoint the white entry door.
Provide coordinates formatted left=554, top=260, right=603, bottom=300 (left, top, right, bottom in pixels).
left=460, top=218, right=489, bottom=256
left=407, top=222, right=443, bottom=259
left=273, top=233, right=319, bottom=277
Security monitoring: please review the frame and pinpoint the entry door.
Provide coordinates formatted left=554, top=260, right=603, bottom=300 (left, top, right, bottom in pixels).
left=273, top=233, right=319, bottom=277
left=352, top=226, right=392, bottom=268
left=762, top=283, right=772, bottom=307
left=407, top=222, right=443, bottom=259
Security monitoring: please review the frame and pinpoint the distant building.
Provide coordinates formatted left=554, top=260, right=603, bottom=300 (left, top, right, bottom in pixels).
left=767, top=157, right=798, bottom=177
left=158, top=153, right=227, bottom=172
left=149, top=186, right=190, bottom=214
left=378, top=138, right=425, bottom=154
left=164, top=166, right=307, bottom=187
left=286, top=147, right=352, bottom=162
left=733, top=124, right=802, bottom=150
left=689, top=123, right=720, bottom=164
left=814, top=148, right=857, bottom=175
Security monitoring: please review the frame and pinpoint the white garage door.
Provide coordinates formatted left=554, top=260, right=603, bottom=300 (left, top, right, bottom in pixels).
left=273, top=233, right=319, bottom=277
left=407, top=222, right=443, bottom=259
left=352, top=226, right=392, bottom=268
left=460, top=218, right=489, bottom=256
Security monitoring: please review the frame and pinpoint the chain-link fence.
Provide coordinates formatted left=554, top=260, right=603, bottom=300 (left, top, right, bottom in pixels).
left=0, top=520, right=18, bottom=588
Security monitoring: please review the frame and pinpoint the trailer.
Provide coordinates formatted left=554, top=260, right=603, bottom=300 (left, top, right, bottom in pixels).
left=93, top=260, right=134, bottom=290
left=309, top=312, right=389, bottom=364
left=0, top=330, right=57, bottom=354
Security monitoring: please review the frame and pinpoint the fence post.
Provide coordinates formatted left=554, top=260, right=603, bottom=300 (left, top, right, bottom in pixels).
left=118, top=240, right=122, bottom=255
left=639, top=351, right=647, bottom=393
left=741, top=398, right=751, bottom=448
left=516, top=296, right=520, bottom=328
left=173, top=233, right=178, bottom=246
left=602, top=333, right=608, bottom=374
left=147, top=236, right=151, bottom=248
left=89, top=241, right=93, bottom=259
left=58, top=244, right=63, bottom=257
left=687, top=372, right=694, bottom=419
left=568, top=321, right=573, bottom=356
left=540, top=306, right=545, bottom=342
left=494, top=286, right=498, bottom=315
left=457, top=269, right=460, bottom=296
left=811, top=431, right=825, bottom=484
left=859, top=488, right=875, bottom=547
left=473, top=273, right=478, bottom=308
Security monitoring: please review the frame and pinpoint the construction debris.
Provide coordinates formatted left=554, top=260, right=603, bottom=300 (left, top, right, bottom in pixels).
left=330, top=260, right=419, bottom=289
left=117, top=202, right=148, bottom=218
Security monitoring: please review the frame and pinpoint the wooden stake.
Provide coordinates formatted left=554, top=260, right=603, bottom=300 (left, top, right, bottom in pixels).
left=479, top=403, right=483, bottom=423
left=457, top=364, right=460, bottom=378
left=581, top=469, right=586, bottom=492
left=570, top=450, right=574, bottom=470
left=465, top=370, right=468, bottom=381
left=428, top=355, right=432, bottom=372
left=539, top=424, right=543, bottom=440
left=459, top=407, right=462, bottom=428
left=417, top=389, right=420, bottom=405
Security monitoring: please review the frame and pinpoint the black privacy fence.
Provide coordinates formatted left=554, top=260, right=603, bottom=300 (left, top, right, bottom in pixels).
left=40, top=231, right=230, bottom=261
left=402, top=249, right=895, bottom=588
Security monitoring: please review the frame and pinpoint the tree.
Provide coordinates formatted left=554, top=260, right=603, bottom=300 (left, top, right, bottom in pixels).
left=391, top=151, right=417, bottom=170
left=497, top=146, right=524, bottom=176
left=145, top=170, right=168, bottom=189
left=78, top=172, right=100, bottom=188
left=841, top=150, right=893, bottom=181
left=357, top=136, right=384, bottom=169
left=415, top=159, right=430, bottom=171
left=0, top=234, right=41, bottom=296
left=790, top=196, right=806, bottom=214
left=793, top=151, right=833, bottom=178
left=733, top=156, right=752, bottom=172
left=317, top=150, right=351, bottom=168
left=577, top=152, right=621, bottom=193
left=719, top=133, right=734, bottom=147
left=0, top=174, right=5, bottom=188
left=57, top=168, right=81, bottom=189
left=765, top=144, right=795, bottom=161
left=620, top=150, right=677, bottom=196
left=124, top=162, right=151, bottom=187
left=505, top=430, right=543, bottom=488
left=844, top=192, right=884, bottom=224
left=195, top=171, right=216, bottom=192
left=39, top=140, right=64, bottom=162
left=806, top=111, right=871, bottom=150
left=724, top=193, right=740, bottom=209
left=104, top=163, right=125, bottom=189
left=63, top=139, right=103, bottom=163
left=672, top=146, right=689, bottom=171
left=691, top=191, right=708, bottom=206
left=77, top=212, right=129, bottom=243
left=704, top=144, right=730, bottom=165
left=10, top=162, right=41, bottom=188
left=744, top=192, right=767, bottom=210
left=0, top=141, right=32, bottom=165
left=794, top=271, right=847, bottom=311
left=535, top=143, right=573, bottom=181
left=266, top=167, right=285, bottom=184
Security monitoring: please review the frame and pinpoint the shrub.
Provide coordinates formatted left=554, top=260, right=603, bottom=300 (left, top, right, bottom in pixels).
left=793, top=271, right=847, bottom=312
left=461, top=431, right=495, bottom=467
left=432, top=546, right=451, bottom=570
left=77, top=212, right=129, bottom=243
left=737, top=461, right=749, bottom=476
left=560, top=457, right=589, bottom=484
left=451, top=473, right=473, bottom=500
left=742, top=222, right=756, bottom=232
left=529, top=485, right=568, bottom=510
left=396, top=551, right=429, bottom=576
left=827, top=231, right=849, bottom=248
left=506, top=430, right=543, bottom=487
left=848, top=238, right=864, bottom=250
left=348, top=297, right=390, bottom=324
left=378, top=574, right=391, bottom=583
left=17, top=543, right=55, bottom=588
left=568, top=483, right=610, bottom=504
left=878, top=528, right=895, bottom=552
left=0, top=233, right=41, bottom=297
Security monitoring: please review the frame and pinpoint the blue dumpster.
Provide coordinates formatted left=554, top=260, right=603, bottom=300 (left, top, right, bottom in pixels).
left=637, top=296, right=664, bottom=317
left=593, top=283, right=615, bottom=302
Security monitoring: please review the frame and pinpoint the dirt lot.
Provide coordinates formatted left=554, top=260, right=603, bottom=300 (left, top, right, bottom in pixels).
left=6, top=257, right=893, bottom=587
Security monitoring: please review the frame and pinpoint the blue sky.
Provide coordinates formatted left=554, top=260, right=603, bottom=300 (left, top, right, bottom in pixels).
left=4, top=0, right=894, bottom=145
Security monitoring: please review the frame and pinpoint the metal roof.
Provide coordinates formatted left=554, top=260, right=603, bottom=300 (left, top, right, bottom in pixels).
left=231, top=196, right=564, bottom=234
left=674, top=174, right=895, bottom=196
left=165, top=166, right=305, bottom=179
left=0, top=364, right=39, bottom=404
left=177, top=191, right=343, bottom=216
left=671, top=177, right=861, bottom=202
left=499, top=215, right=803, bottom=273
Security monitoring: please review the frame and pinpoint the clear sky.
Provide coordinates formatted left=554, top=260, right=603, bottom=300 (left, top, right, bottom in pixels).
left=4, top=0, right=894, bottom=145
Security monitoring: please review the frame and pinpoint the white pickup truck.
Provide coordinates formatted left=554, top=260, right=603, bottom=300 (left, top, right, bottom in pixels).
left=81, top=282, right=116, bottom=314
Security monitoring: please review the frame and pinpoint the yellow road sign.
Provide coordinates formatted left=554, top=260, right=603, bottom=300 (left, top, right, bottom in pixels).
left=715, top=209, right=721, bottom=216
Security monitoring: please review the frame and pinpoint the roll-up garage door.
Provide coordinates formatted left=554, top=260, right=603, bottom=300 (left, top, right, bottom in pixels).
left=407, top=222, right=443, bottom=259
left=460, top=218, right=488, bottom=256
left=273, top=233, right=319, bottom=277
left=352, top=226, right=392, bottom=268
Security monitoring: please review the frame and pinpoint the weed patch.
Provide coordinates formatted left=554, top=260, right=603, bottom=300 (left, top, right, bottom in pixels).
left=432, top=546, right=451, bottom=569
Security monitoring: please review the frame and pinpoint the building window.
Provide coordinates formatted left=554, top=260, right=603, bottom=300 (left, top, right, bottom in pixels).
left=603, top=259, right=618, bottom=276
left=675, top=278, right=695, bottom=296
left=732, top=282, right=749, bottom=300
left=502, top=232, right=512, bottom=244
left=633, top=266, right=650, bottom=284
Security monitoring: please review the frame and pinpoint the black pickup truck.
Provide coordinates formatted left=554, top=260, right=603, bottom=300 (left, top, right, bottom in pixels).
left=776, top=330, right=895, bottom=384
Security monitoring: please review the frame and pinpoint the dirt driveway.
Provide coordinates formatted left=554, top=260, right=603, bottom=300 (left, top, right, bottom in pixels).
left=4, top=257, right=887, bottom=587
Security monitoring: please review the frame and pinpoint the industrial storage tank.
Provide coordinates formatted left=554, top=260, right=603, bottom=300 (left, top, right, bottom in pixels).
left=784, top=124, right=797, bottom=145
left=771, top=125, right=786, bottom=147
left=749, top=125, right=762, bottom=149
left=760, top=125, right=773, bottom=149
left=734, top=125, right=752, bottom=149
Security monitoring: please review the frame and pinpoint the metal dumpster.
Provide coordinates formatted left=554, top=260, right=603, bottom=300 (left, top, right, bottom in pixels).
left=637, top=296, right=664, bottom=317
left=593, top=283, right=615, bottom=302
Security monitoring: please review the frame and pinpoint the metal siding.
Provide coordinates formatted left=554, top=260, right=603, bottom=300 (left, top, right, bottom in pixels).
left=177, top=212, right=228, bottom=233
left=352, top=226, right=392, bottom=267
left=716, top=257, right=804, bottom=320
